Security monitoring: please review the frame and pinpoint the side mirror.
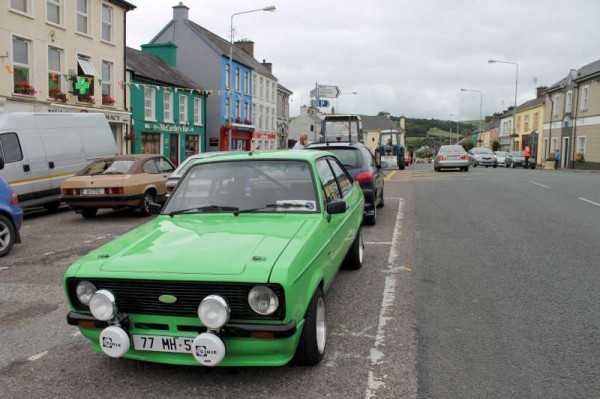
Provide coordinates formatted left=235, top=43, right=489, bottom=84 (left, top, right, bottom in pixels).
left=0, top=156, right=4, bottom=170
left=149, top=202, right=163, bottom=215
left=327, top=200, right=347, bottom=215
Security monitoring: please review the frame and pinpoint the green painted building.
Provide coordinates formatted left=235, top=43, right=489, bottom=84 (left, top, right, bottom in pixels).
left=126, top=43, right=207, bottom=166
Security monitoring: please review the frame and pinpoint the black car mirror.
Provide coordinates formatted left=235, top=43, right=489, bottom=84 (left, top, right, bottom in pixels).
left=327, top=200, right=347, bottom=215
left=149, top=202, right=163, bottom=215
left=0, top=156, right=4, bottom=170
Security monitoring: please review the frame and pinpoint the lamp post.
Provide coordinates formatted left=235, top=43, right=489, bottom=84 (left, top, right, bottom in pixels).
left=228, top=5, right=276, bottom=151
left=488, top=59, right=518, bottom=151
left=460, top=88, right=483, bottom=146
left=336, top=91, right=357, bottom=114
left=449, top=113, right=460, bottom=144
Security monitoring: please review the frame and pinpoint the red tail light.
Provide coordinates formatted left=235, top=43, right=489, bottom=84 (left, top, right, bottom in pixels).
left=166, top=186, right=174, bottom=193
left=460, top=154, right=469, bottom=160
left=106, top=187, right=124, bottom=195
left=62, top=188, right=80, bottom=196
left=355, top=171, right=374, bottom=184
left=437, top=155, right=447, bottom=160
left=10, top=189, right=19, bottom=205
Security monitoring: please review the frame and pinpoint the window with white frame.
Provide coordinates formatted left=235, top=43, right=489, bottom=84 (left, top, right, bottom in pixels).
left=551, top=137, right=558, bottom=152
left=272, top=108, right=276, bottom=131
left=581, top=86, right=589, bottom=110
left=577, top=136, right=586, bottom=155
left=236, top=100, right=240, bottom=119
left=194, top=97, right=202, bottom=125
left=225, top=97, right=230, bottom=118
left=565, top=90, right=572, bottom=113
left=102, top=3, right=113, bottom=42
left=259, top=106, right=264, bottom=129
left=101, top=60, right=113, bottom=99
left=48, top=46, right=63, bottom=95
left=260, top=77, right=264, bottom=99
left=225, top=64, right=230, bottom=89
left=76, top=0, right=90, bottom=35
left=179, top=94, right=187, bottom=123
left=252, top=103, right=256, bottom=125
left=10, top=0, right=31, bottom=14
left=47, top=0, right=63, bottom=25
left=12, top=36, right=32, bottom=93
left=272, top=82, right=276, bottom=102
left=524, top=115, right=529, bottom=132
left=244, top=102, right=249, bottom=121
left=252, top=77, right=256, bottom=97
left=235, top=68, right=240, bottom=92
left=144, top=87, right=155, bottom=121
left=244, top=72, right=249, bottom=95
left=164, top=92, right=173, bottom=122
left=266, top=108, right=270, bottom=130
left=553, top=95, right=560, bottom=116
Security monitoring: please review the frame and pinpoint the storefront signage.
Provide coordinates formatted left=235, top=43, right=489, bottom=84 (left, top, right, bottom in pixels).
left=48, top=106, right=130, bottom=123
left=73, top=76, right=94, bottom=96
left=252, top=132, right=277, bottom=140
left=143, top=123, right=194, bottom=133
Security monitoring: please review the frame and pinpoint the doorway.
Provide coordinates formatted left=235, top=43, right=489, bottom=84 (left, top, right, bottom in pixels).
left=170, top=133, right=179, bottom=166
left=562, top=136, right=570, bottom=169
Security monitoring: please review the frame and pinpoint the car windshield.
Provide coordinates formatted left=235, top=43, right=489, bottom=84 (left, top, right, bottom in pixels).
left=79, top=159, right=136, bottom=175
left=163, top=160, right=318, bottom=214
left=471, top=148, right=493, bottom=154
left=312, top=147, right=362, bottom=169
left=439, top=145, right=465, bottom=154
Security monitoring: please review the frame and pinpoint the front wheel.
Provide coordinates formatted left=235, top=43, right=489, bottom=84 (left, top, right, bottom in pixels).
left=398, top=158, right=406, bottom=170
left=294, top=288, right=326, bottom=366
left=365, top=201, right=377, bottom=226
left=0, top=214, right=16, bottom=257
left=377, top=186, right=385, bottom=208
left=138, top=191, right=155, bottom=217
left=343, top=228, right=363, bottom=270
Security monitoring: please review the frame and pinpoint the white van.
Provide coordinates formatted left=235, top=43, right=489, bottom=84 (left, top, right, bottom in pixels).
left=0, top=113, right=117, bottom=210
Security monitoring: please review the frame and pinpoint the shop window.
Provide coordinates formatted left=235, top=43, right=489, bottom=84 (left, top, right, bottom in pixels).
left=141, top=133, right=161, bottom=154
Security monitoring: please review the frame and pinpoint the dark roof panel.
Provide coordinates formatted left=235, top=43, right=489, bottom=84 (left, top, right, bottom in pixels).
left=576, top=59, right=600, bottom=81
left=126, top=47, right=198, bottom=88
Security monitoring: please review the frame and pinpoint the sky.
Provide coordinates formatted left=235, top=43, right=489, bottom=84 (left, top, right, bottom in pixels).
left=126, top=0, right=600, bottom=121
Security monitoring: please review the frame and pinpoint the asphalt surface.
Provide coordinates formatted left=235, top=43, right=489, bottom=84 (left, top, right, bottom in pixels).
left=1, top=164, right=598, bottom=398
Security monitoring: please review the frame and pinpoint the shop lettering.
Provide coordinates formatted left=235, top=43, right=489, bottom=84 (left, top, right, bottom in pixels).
left=144, top=123, right=193, bottom=133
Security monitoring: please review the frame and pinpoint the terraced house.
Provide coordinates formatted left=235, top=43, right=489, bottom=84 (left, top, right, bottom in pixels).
left=1, top=0, right=135, bottom=154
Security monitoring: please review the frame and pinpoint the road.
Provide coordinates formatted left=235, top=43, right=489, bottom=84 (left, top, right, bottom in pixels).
left=1, top=164, right=598, bottom=398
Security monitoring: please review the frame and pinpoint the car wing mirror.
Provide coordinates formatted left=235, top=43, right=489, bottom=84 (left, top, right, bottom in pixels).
left=149, top=202, right=163, bottom=215
left=0, top=156, right=4, bottom=170
left=327, top=200, right=347, bottom=215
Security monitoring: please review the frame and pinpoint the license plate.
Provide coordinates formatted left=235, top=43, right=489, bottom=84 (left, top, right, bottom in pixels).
left=382, top=156, right=397, bottom=165
left=81, top=188, right=104, bottom=195
left=132, top=335, right=194, bottom=354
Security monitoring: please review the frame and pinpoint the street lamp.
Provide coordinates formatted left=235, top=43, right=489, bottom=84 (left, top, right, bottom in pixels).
left=460, top=88, right=483, bottom=146
left=336, top=91, right=358, bottom=113
left=228, top=5, right=276, bottom=151
left=449, top=113, right=460, bottom=144
left=488, top=59, right=518, bottom=151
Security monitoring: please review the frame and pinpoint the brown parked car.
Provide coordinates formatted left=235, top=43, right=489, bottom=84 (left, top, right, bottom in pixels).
left=61, top=154, right=175, bottom=218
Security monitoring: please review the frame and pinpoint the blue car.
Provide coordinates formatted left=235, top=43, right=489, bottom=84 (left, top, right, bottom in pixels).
left=0, top=158, right=23, bottom=257
left=305, top=141, right=385, bottom=225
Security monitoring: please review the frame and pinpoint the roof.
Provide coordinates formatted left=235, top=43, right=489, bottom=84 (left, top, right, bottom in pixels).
left=277, top=83, right=293, bottom=95
left=575, top=59, right=600, bottom=81
left=517, top=97, right=545, bottom=111
left=186, top=20, right=277, bottom=81
left=107, top=0, right=136, bottom=10
left=126, top=47, right=198, bottom=88
left=359, top=115, right=403, bottom=131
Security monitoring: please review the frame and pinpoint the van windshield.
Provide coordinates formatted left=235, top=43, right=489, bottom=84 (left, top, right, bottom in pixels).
left=79, top=159, right=136, bottom=175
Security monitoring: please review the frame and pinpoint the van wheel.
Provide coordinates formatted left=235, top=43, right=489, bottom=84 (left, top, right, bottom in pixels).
left=0, top=215, right=16, bottom=257
left=44, top=201, right=61, bottom=212
left=293, top=288, right=326, bottom=366
left=138, top=191, right=155, bottom=217
left=342, top=228, right=363, bottom=270
left=81, top=208, right=98, bottom=219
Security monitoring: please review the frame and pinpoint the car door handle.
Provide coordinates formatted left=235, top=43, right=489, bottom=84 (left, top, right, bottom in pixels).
left=49, top=161, right=55, bottom=169
left=23, top=164, right=30, bottom=172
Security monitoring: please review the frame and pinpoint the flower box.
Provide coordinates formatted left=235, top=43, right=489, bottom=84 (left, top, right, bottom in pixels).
left=50, top=88, right=68, bottom=102
left=15, top=81, right=36, bottom=95
left=102, top=95, right=116, bottom=105
left=79, top=94, right=96, bottom=105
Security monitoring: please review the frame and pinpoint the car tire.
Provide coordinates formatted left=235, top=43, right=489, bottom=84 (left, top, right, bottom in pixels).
left=365, top=201, right=377, bottom=226
left=493, top=164, right=497, bottom=168
left=398, top=159, right=405, bottom=170
left=511, top=163, right=515, bottom=168
left=294, top=287, right=326, bottom=366
left=473, top=164, right=477, bottom=167
left=44, top=201, right=61, bottom=212
left=138, top=191, right=155, bottom=217
left=0, top=214, right=16, bottom=258
left=343, top=228, right=364, bottom=270
left=377, top=187, right=384, bottom=208
left=81, top=208, right=98, bottom=218
left=463, top=166, right=469, bottom=172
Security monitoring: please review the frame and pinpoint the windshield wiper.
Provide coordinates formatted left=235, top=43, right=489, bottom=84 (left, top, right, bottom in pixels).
left=103, top=171, right=125, bottom=175
left=234, top=201, right=314, bottom=215
left=168, top=205, right=239, bottom=217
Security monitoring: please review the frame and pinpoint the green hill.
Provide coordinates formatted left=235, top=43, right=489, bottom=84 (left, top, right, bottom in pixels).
left=427, top=128, right=463, bottom=138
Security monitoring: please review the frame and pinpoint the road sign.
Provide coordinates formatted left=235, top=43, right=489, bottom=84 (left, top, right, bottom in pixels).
left=316, top=85, right=340, bottom=98
left=319, top=99, right=330, bottom=107
left=310, top=89, right=317, bottom=98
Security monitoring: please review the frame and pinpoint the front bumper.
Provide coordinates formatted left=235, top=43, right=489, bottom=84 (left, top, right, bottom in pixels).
left=68, top=312, right=301, bottom=366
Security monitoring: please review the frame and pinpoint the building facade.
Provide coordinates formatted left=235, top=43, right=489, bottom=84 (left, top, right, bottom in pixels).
left=126, top=45, right=206, bottom=165
left=277, top=84, right=293, bottom=149
left=1, top=0, right=135, bottom=153
left=289, top=106, right=323, bottom=147
left=514, top=96, right=545, bottom=163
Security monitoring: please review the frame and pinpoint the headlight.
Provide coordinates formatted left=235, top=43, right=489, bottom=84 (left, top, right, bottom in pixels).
left=76, top=280, right=97, bottom=306
left=89, top=290, right=118, bottom=321
left=198, top=295, right=230, bottom=329
left=248, top=286, right=279, bottom=316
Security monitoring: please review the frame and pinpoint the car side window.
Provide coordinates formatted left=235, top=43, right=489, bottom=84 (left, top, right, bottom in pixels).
left=0, top=133, right=24, bottom=163
left=143, top=159, right=160, bottom=174
left=316, top=159, right=341, bottom=203
left=156, top=157, right=176, bottom=173
left=328, top=159, right=353, bottom=198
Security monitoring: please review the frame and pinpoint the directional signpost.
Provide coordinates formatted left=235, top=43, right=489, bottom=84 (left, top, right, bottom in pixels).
left=311, top=85, right=340, bottom=99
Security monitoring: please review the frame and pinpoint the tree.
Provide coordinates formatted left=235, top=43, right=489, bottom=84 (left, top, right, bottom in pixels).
left=461, top=139, right=475, bottom=151
left=492, top=140, right=501, bottom=151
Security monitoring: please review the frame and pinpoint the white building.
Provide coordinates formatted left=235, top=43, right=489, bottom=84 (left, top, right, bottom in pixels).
left=289, top=105, right=323, bottom=146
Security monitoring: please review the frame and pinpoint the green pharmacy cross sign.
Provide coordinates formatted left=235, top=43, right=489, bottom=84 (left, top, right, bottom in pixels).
left=73, top=76, right=94, bottom=96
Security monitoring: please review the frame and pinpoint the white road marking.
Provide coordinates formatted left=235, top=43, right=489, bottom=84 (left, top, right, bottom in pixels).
left=27, top=351, right=48, bottom=361
left=529, top=180, right=550, bottom=189
left=43, top=251, right=55, bottom=256
left=365, top=198, right=404, bottom=399
left=71, top=330, right=82, bottom=337
left=0, top=267, right=9, bottom=271
left=365, top=242, right=392, bottom=245
left=579, top=197, right=600, bottom=207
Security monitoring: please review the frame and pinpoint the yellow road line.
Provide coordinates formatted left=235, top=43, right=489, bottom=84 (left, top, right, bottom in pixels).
left=384, top=171, right=397, bottom=181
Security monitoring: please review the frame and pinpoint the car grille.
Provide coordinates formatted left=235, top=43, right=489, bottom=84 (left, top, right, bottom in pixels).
left=67, top=278, right=285, bottom=320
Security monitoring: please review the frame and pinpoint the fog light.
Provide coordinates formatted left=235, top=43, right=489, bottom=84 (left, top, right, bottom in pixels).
left=248, top=286, right=278, bottom=316
left=89, top=290, right=117, bottom=321
left=76, top=280, right=97, bottom=306
left=198, top=295, right=230, bottom=329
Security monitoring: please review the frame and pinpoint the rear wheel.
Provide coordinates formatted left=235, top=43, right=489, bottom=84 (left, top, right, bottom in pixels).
left=398, top=158, right=406, bottom=170
left=294, top=288, right=326, bottom=366
left=44, top=201, right=61, bottom=212
left=0, top=215, right=16, bottom=257
left=343, top=228, right=364, bottom=270
left=365, top=201, right=377, bottom=226
left=81, top=208, right=98, bottom=219
left=138, top=191, right=155, bottom=217
left=377, top=186, right=384, bottom=208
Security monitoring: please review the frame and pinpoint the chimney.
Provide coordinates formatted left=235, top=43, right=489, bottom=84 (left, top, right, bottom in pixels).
left=382, top=112, right=390, bottom=119
left=261, top=59, right=272, bottom=73
left=400, top=115, right=406, bottom=130
left=485, top=116, right=493, bottom=123
left=141, top=42, right=178, bottom=67
left=536, top=86, right=548, bottom=98
left=173, top=2, right=189, bottom=21
left=235, top=40, right=254, bottom=57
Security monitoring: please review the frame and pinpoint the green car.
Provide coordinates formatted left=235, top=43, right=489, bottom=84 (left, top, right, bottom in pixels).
left=64, top=150, right=364, bottom=367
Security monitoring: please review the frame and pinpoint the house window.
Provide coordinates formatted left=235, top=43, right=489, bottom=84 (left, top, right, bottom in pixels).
left=144, top=87, right=155, bottom=121
left=266, top=108, right=270, bottom=130
left=244, top=72, right=249, bottom=95
left=10, top=0, right=31, bottom=14
left=179, top=95, right=187, bottom=123
left=76, top=0, right=90, bottom=35
left=553, top=95, right=560, bottom=116
left=225, top=97, right=230, bottom=118
left=524, top=115, right=529, bottom=132
left=516, top=116, right=521, bottom=130
left=12, top=36, right=32, bottom=94
left=47, top=0, right=63, bottom=25
left=244, top=102, right=249, bottom=121
left=252, top=103, right=256, bottom=125
left=102, top=4, right=113, bottom=42
left=48, top=46, right=63, bottom=95
left=577, top=136, right=586, bottom=155
left=533, top=112, right=539, bottom=131
left=581, top=86, right=589, bottom=110
left=272, top=82, right=276, bottom=102
left=252, top=76, right=256, bottom=96
left=259, top=105, right=264, bottom=129
left=101, top=60, right=113, bottom=98
left=141, top=133, right=161, bottom=154
left=235, top=68, right=240, bottom=92
left=185, top=135, right=199, bottom=156
left=565, top=90, right=572, bottom=113
left=225, top=64, right=230, bottom=89
left=236, top=100, right=240, bottom=119
left=164, top=92, right=173, bottom=122
left=260, top=77, right=264, bottom=99
left=272, top=108, right=276, bottom=131
left=551, top=137, right=558, bottom=152
left=194, top=98, right=202, bottom=125
left=75, top=56, right=96, bottom=101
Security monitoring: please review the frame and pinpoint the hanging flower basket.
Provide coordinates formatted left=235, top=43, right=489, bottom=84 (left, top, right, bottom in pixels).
left=49, top=88, right=67, bottom=102
left=15, top=81, right=37, bottom=95
left=102, top=95, right=116, bottom=105
left=124, top=132, right=137, bottom=141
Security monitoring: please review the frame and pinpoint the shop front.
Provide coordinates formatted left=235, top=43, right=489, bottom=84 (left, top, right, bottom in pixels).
left=134, top=121, right=204, bottom=166
left=219, top=123, right=256, bottom=151
left=252, top=132, right=277, bottom=150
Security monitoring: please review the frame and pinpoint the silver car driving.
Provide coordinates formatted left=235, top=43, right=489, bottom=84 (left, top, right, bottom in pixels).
left=470, top=147, right=497, bottom=168
left=434, top=145, right=470, bottom=172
